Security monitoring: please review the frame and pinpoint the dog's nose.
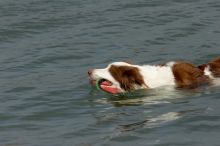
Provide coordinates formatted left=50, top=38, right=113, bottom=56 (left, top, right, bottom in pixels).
left=88, top=69, right=93, bottom=76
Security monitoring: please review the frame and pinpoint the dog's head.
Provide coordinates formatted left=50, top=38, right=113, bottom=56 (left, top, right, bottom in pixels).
left=88, top=62, right=147, bottom=94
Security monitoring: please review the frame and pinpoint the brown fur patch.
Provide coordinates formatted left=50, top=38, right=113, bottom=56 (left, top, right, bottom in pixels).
left=198, top=57, right=220, bottom=77
left=172, top=62, right=210, bottom=88
left=207, top=57, right=220, bottom=77
left=109, top=65, right=146, bottom=91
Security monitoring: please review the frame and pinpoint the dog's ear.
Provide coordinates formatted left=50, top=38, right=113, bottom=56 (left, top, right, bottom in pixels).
left=109, top=65, right=146, bottom=91
left=120, top=66, right=145, bottom=90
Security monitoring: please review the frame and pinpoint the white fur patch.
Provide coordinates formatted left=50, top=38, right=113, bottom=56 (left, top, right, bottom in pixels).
left=139, top=65, right=175, bottom=88
left=92, top=68, right=122, bottom=90
left=166, top=61, right=176, bottom=67
left=204, top=66, right=214, bottom=79
left=91, top=62, right=176, bottom=91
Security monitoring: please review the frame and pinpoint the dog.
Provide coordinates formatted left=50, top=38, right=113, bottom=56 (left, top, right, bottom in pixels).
left=88, top=57, right=220, bottom=94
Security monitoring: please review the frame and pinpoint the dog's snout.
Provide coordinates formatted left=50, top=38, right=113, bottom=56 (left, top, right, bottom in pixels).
left=88, top=69, right=93, bottom=76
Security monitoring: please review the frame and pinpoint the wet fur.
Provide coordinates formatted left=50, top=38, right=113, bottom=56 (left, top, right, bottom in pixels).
left=109, top=65, right=147, bottom=91
left=89, top=57, right=220, bottom=93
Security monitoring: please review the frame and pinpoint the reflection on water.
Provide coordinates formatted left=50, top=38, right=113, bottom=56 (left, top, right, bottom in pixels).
left=93, top=86, right=203, bottom=106
left=119, top=108, right=206, bottom=132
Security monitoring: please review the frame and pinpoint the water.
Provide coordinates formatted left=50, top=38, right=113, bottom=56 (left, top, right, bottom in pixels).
left=1, top=0, right=220, bottom=145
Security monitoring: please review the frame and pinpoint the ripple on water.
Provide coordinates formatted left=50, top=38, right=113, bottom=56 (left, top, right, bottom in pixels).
left=1, top=0, right=220, bottom=146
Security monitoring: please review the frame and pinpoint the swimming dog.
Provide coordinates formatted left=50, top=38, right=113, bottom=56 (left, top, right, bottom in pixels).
left=88, top=57, right=220, bottom=94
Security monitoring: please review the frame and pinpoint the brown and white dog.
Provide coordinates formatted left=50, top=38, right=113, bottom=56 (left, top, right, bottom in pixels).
left=88, top=57, right=220, bottom=94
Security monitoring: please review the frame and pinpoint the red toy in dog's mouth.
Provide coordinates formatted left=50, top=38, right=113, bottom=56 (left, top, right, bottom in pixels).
left=91, top=78, right=121, bottom=94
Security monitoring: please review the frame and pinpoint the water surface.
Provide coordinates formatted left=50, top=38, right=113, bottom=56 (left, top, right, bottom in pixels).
left=1, top=0, right=220, bottom=146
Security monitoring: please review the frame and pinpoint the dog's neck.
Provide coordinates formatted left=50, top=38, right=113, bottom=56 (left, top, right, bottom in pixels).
left=138, top=65, right=175, bottom=88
